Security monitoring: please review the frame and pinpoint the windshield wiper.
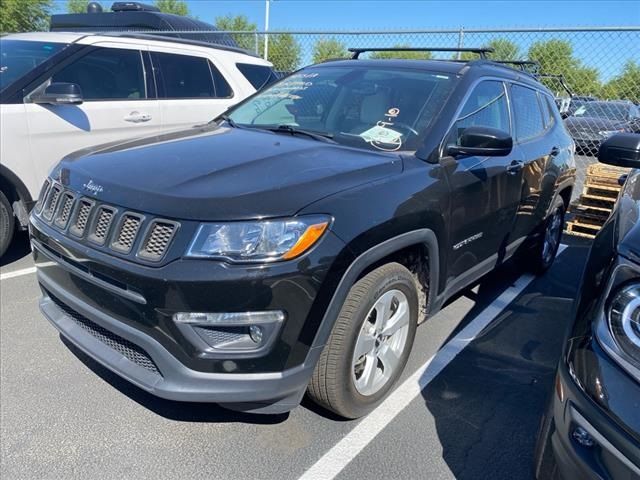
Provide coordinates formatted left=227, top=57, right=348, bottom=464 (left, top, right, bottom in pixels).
left=217, top=114, right=239, bottom=128
left=265, top=125, right=337, bottom=144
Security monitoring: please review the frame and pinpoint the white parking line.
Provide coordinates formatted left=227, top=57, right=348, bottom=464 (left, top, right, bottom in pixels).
left=299, top=245, right=567, bottom=480
left=0, top=266, right=37, bottom=281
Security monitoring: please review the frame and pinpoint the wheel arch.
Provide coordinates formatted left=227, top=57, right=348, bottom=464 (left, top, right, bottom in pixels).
left=0, top=164, right=33, bottom=228
left=306, top=229, right=440, bottom=366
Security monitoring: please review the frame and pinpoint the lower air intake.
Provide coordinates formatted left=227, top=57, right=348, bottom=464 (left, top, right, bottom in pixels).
left=48, top=293, right=161, bottom=376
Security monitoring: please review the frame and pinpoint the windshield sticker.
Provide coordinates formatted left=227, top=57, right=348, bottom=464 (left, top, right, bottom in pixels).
left=360, top=107, right=403, bottom=151
left=360, top=125, right=402, bottom=150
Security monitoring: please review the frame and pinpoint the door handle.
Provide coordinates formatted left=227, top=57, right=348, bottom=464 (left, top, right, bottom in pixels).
left=550, top=146, right=560, bottom=157
left=124, top=111, right=152, bottom=123
left=507, top=160, right=523, bottom=175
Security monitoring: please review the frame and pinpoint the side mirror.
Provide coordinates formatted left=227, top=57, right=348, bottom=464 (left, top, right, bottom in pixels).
left=447, top=126, right=513, bottom=157
left=32, top=82, right=83, bottom=105
left=598, top=133, right=640, bottom=168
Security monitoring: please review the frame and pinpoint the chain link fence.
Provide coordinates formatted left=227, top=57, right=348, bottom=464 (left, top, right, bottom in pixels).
left=225, top=26, right=639, bottom=192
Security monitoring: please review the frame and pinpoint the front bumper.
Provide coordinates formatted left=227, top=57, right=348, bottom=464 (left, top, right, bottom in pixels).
left=550, top=343, right=640, bottom=480
left=31, top=214, right=352, bottom=413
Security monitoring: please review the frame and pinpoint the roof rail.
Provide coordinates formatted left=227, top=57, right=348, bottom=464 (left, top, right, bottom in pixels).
left=494, top=60, right=540, bottom=74
left=348, top=47, right=494, bottom=59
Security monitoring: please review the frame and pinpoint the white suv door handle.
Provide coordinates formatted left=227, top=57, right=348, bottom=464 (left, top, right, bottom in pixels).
left=124, top=111, right=152, bottom=123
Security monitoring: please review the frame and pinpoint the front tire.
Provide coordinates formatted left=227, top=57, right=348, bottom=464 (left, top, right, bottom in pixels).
left=0, top=190, right=15, bottom=258
left=524, top=197, right=565, bottom=275
left=308, top=262, right=418, bottom=419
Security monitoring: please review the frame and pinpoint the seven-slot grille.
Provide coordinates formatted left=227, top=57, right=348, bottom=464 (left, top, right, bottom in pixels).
left=111, top=214, right=143, bottom=253
left=138, top=221, right=178, bottom=261
left=37, top=182, right=178, bottom=262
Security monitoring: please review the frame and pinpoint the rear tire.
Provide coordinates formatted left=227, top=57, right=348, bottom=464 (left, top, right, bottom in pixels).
left=308, top=262, right=418, bottom=419
left=0, top=190, right=15, bottom=258
left=523, top=197, right=565, bottom=275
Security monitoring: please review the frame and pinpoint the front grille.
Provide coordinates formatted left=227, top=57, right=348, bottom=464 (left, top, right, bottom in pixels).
left=43, top=185, right=62, bottom=221
left=54, top=193, right=75, bottom=229
left=35, top=180, right=50, bottom=214
left=138, top=221, right=177, bottom=261
left=37, top=181, right=179, bottom=263
left=88, top=207, right=116, bottom=245
left=69, top=199, right=93, bottom=237
left=48, top=292, right=161, bottom=376
left=111, top=214, right=143, bottom=253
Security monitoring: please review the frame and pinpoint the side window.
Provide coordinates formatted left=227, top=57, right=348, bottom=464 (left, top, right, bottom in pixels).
left=236, top=63, right=279, bottom=90
left=511, top=84, right=545, bottom=141
left=209, top=62, right=233, bottom=98
left=51, top=47, right=146, bottom=100
left=540, top=93, right=556, bottom=129
left=151, top=52, right=232, bottom=99
left=451, top=80, right=509, bottom=145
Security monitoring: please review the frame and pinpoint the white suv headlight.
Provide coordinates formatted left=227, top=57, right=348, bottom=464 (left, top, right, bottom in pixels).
left=185, top=216, right=330, bottom=262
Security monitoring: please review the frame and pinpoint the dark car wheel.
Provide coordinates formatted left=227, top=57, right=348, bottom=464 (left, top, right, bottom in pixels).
left=524, top=197, right=565, bottom=275
left=308, top=262, right=418, bottom=419
left=0, top=190, right=15, bottom=258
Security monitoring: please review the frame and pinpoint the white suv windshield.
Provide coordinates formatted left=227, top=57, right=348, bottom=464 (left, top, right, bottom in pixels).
left=0, top=39, right=67, bottom=91
left=228, top=66, right=456, bottom=152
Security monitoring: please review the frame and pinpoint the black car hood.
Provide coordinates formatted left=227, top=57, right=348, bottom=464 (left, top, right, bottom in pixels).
left=616, top=170, right=640, bottom=262
left=54, top=125, right=402, bottom=221
left=564, top=116, right=627, bottom=132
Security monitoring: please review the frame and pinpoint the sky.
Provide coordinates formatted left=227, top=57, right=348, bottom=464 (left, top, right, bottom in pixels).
left=187, top=0, right=638, bottom=31
left=50, top=0, right=639, bottom=82
left=51, top=0, right=640, bottom=30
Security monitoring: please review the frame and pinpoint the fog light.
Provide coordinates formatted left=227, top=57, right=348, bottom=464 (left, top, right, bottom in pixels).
left=573, top=427, right=595, bottom=447
left=249, top=325, right=263, bottom=344
left=173, top=311, right=285, bottom=325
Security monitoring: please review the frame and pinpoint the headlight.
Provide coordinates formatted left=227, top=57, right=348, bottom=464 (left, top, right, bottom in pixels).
left=185, top=216, right=330, bottom=262
left=607, top=283, right=640, bottom=368
left=598, top=129, right=625, bottom=138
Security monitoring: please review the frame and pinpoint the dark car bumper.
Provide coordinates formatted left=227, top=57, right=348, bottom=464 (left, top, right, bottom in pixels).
left=30, top=215, right=352, bottom=413
left=549, top=342, right=640, bottom=480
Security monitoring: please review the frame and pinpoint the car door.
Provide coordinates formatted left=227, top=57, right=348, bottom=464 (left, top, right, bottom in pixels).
left=509, top=84, right=555, bottom=242
left=24, top=43, right=162, bottom=187
left=445, top=80, right=524, bottom=284
left=149, top=48, right=238, bottom=130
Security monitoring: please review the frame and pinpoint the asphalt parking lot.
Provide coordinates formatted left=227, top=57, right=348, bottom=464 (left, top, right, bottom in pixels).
left=1, top=231, right=592, bottom=480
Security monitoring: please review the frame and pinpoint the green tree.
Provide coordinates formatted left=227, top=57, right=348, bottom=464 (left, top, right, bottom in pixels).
left=0, top=0, right=52, bottom=32
left=527, top=39, right=600, bottom=96
left=600, top=60, right=640, bottom=102
left=67, top=0, right=88, bottom=13
left=214, top=14, right=258, bottom=51
left=154, top=0, right=188, bottom=16
left=312, top=37, right=348, bottom=63
left=263, top=33, right=301, bottom=72
left=458, top=38, right=520, bottom=61
left=370, top=45, right=432, bottom=60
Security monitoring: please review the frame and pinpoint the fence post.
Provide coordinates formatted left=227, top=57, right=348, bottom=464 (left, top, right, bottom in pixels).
left=457, top=26, right=464, bottom=59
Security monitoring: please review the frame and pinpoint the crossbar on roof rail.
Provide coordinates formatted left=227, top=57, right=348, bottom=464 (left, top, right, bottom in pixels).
left=348, top=47, right=494, bottom=59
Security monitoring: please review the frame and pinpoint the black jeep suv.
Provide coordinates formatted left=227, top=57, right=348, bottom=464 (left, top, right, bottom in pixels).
left=30, top=49, right=576, bottom=418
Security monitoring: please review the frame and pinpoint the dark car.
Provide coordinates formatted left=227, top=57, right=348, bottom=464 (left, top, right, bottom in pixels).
left=29, top=51, right=576, bottom=418
left=49, top=1, right=238, bottom=47
left=565, top=101, right=640, bottom=155
left=535, top=133, right=640, bottom=479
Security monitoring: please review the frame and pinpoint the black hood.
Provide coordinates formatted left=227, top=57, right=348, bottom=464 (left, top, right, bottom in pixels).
left=53, top=125, right=402, bottom=221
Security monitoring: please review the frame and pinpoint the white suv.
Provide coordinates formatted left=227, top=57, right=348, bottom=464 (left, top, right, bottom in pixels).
left=0, top=31, right=275, bottom=256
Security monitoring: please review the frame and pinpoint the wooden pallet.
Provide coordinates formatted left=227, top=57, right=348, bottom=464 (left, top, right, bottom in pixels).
left=564, top=163, right=630, bottom=239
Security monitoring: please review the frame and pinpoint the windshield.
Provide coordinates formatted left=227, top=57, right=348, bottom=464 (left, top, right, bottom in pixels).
left=0, top=39, right=67, bottom=91
left=228, top=66, right=456, bottom=152
left=573, top=102, right=629, bottom=121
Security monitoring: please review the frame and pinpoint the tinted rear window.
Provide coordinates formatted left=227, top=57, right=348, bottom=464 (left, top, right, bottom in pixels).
left=236, top=63, right=279, bottom=90
left=152, top=52, right=232, bottom=99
